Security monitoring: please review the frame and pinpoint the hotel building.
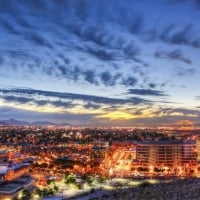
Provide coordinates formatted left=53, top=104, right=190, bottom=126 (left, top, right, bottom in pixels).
left=135, top=141, right=196, bottom=175
left=102, top=140, right=197, bottom=177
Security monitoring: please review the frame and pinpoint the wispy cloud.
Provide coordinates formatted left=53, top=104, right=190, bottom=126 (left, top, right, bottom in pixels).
left=128, top=89, right=168, bottom=97
left=0, top=0, right=200, bottom=125
left=0, top=87, right=151, bottom=106
left=155, top=49, right=192, bottom=64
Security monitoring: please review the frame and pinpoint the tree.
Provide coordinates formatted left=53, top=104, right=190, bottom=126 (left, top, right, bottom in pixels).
left=21, top=189, right=31, bottom=200
left=65, top=173, right=77, bottom=185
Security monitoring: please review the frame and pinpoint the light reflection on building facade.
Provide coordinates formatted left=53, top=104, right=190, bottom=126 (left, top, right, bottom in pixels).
left=101, top=140, right=198, bottom=177
left=135, top=141, right=196, bottom=175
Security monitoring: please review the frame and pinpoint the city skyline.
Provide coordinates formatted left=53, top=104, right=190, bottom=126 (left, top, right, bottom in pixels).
left=1, top=0, right=200, bottom=126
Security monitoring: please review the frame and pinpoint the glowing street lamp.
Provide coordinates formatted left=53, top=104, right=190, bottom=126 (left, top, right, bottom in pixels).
left=109, top=167, right=113, bottom=179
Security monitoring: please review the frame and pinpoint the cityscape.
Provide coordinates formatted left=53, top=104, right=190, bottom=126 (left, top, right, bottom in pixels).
left=0, top=125, right=200, bottom=199
left=1, top=0, right=200, bottom=199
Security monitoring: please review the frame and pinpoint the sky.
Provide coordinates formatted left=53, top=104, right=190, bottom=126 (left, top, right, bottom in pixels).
left=0, top=0, right=200, bottom=126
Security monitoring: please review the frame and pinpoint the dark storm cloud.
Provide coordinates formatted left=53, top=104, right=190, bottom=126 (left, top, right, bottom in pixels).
left=0, top=88, right=151, bottom=106
left=128, top=89, right=167, bottom=96
left=155, top=49, right=192, bottom=64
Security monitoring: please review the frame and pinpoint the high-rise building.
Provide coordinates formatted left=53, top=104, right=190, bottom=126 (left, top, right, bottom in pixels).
left=136, top=141, right=196, bottom=175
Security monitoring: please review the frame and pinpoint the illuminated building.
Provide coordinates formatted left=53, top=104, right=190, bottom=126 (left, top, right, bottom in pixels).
left=0, top=163, right=33, bottom=200
left=196, top=138, right=200, bottom=176
left=196, top=138, right=200, bottom=162
left=101, top=142, right=136, bottom=177
left=101, top=141, right=197, bottom=177
left=136, top=141, right=196, bottom=175
left=91, top=142, right=109, bottom=164
left=5, top=163, right=30, bottom=181
left=0, top=176, right=35, bottom=200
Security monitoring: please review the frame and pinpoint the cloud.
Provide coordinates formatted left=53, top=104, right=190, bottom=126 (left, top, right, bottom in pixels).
left=24, top=31, right=53, bottom=49
left=169, top=0, right=200, bottom=9
left=1, top=0, right=200, bottom=50
left=176, top=67, right=195, bottom=77
left=149, top=83, right=156, bottom=89
left=0, top=0, right=199, bottom=126
left=155, top=49, right=192, bottom=64
left=100, top=71, right=122, bottom=86
left=128, top=89, right=167, bottom=96
left=157, top=23, right=200, bottom=48
left=0, top=106, right=95, bottom=125
left=0, top=87, right=151, bottom=106
left=153, top=107, right=200, bottom=117
left=57, top=54, right=71, bottom=65
left=2, top=95, right=32, bottom=104
left=83, top=45, right=117, bottom=61
left=1, top=0, right=198, bottom=90
left=15, top=15, right=32, bottom=28
left=122, top=76, right=138, bottom=87
left=0, top=93, right=75, bottom=109
left=0, top=55, right=4, bottom=65
left=1, top=104, right=199, bottom=126
left=0, top=17, right=20, bottom=35
left=84, top=102, right=101, bottom=109
left=84, top=70, right=98, bottom=85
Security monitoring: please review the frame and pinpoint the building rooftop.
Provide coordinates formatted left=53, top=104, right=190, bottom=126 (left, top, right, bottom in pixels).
left=0, top=175, right=34, bottom=194
left=0, top=182, right=22, bottom=194
left=137, top=140, right=195, bottom=145
left=0, top=166, right=8, bottom=174
left=11, top=163, right=30, bottom=170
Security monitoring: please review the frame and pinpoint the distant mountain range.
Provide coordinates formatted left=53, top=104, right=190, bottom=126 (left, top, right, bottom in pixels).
left=0, top=118, right=71, bottom=126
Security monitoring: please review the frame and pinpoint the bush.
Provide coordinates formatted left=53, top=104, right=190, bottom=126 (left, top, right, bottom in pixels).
left=90, top=188, right=95, bottom=193
left=139, top=181, right=151, bottom=188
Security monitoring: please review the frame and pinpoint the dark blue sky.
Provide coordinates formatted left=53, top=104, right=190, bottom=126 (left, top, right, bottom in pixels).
left=0, top=0, right=200, bottom=126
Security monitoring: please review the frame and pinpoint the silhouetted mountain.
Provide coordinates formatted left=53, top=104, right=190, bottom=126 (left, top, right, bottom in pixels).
left=0, top=119, right=71, bottom=126
left=0, top=121, right=8, bottom=125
